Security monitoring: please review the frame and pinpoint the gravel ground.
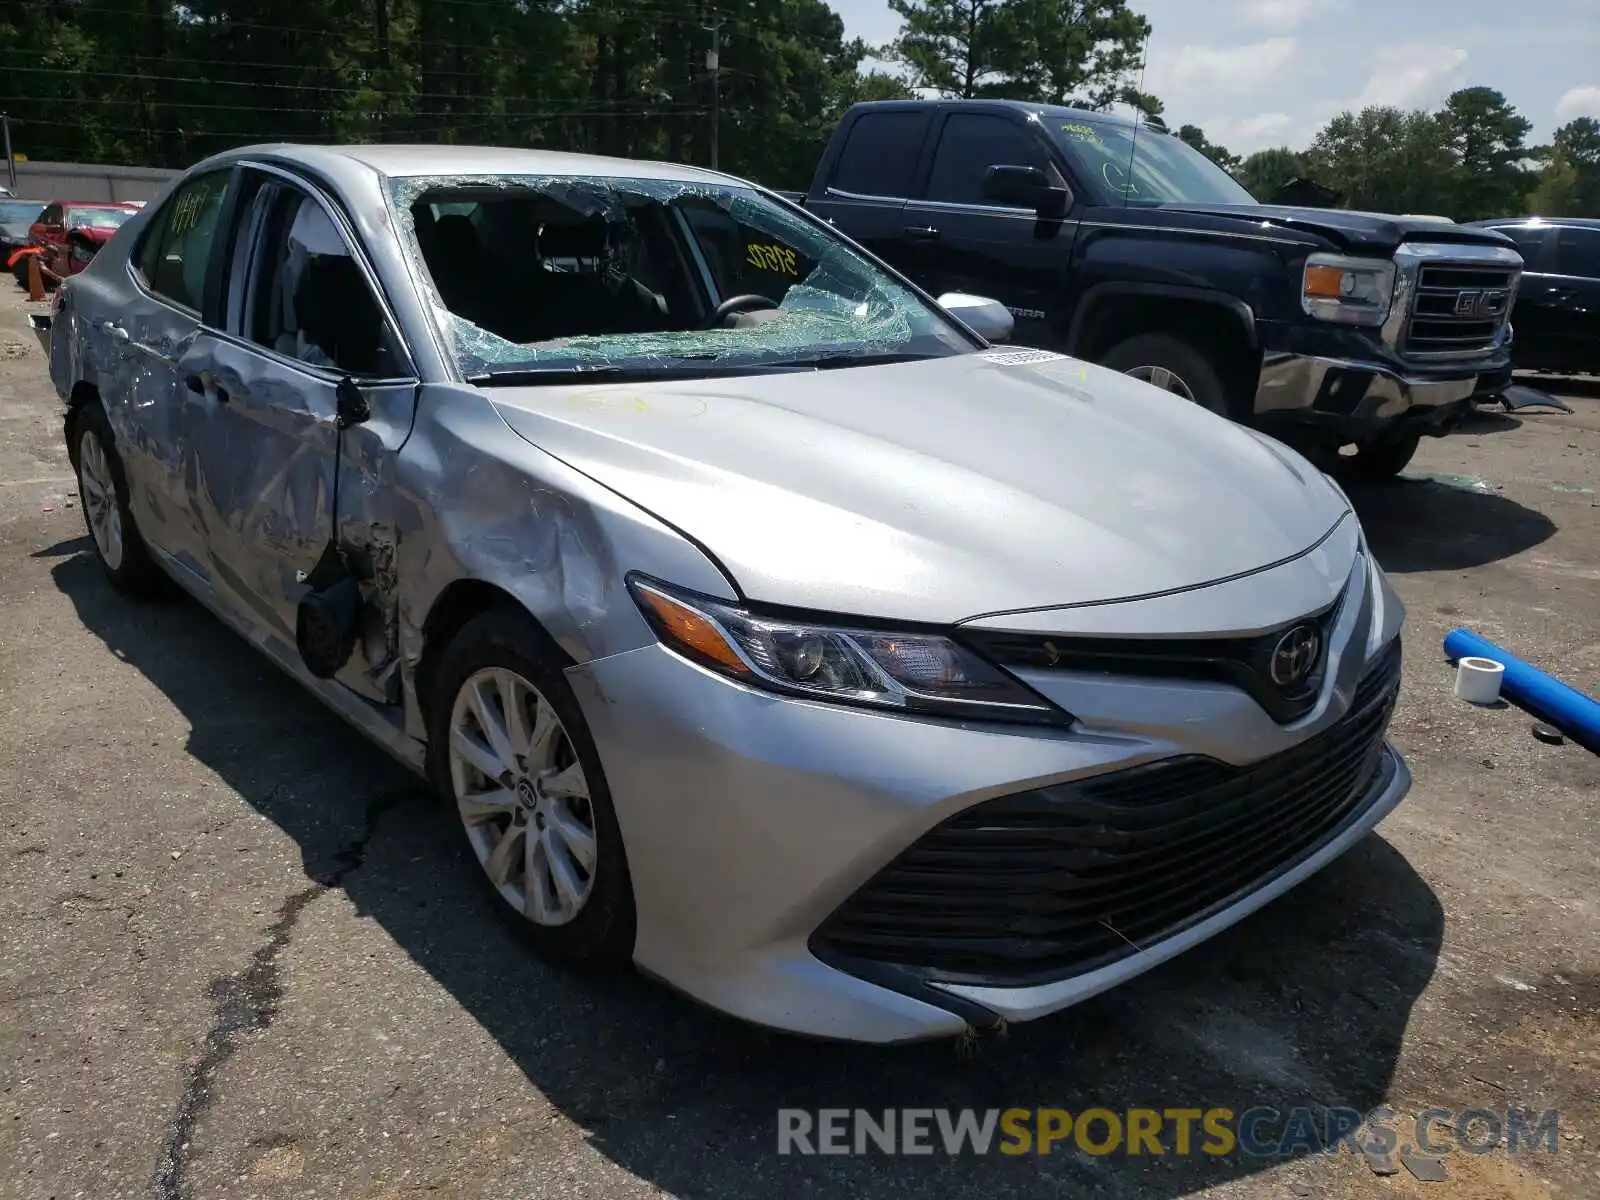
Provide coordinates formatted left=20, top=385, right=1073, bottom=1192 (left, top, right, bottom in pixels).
left=1, top=282, right=1596, bottom=1200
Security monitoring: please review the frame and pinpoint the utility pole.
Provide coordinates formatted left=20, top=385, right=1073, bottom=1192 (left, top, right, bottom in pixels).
left=703, top=11, right=724, bottom=170
left=2, top=115, right=15, bottom=194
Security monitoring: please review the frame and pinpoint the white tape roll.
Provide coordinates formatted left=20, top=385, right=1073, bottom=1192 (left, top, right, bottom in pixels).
left=1454, top=656, right=1506, bottom=705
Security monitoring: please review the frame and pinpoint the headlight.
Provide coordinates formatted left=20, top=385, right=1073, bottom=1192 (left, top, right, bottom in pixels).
left=1302, top=254, right=1396, bottom=326
left=628, top=576, right=1068, bottom=725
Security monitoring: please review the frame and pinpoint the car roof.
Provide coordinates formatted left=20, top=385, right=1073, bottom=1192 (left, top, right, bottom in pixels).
left=846, top=97, right=1145, bottom=130
left=53, top=200, right=141, bottom=210
left=221, top=142, right=745, bottom=188
left=1469, top=216, right=1600, bottom=229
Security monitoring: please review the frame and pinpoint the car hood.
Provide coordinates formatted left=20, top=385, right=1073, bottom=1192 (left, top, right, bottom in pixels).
left=488, top=351, right=1352, bottom=625
left=1158, top=203, right=1517, bottom=255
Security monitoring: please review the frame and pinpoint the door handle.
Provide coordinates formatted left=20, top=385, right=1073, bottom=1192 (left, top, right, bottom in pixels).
left=99, top=321, right=131, bottom=346
left=903, top=225, right=941, bottom=241
left=184, top=372, right=230, bottom=403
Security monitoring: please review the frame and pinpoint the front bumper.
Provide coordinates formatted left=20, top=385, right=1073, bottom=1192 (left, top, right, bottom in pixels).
left=1254, top=351, right=1512, bottom=441
left=564, top=544, right=1411, bottom=1043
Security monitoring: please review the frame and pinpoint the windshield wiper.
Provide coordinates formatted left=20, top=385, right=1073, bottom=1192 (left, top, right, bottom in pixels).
left=466, top=358, right=723, bottom=387
left=769, top=350, right=937, bottom=370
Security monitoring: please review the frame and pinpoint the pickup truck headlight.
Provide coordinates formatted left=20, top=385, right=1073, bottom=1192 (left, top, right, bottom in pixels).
left=1302, top=254, right=1396, bottom=327
left=628, top=576, right=1068, bottom=725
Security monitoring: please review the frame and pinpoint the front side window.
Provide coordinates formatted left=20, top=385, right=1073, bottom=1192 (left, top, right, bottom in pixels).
left=1053, top=119, right=1258, bottom=206
left=393, top=174, right=976, bottom=382
left=925, top=114, right=1055, bottom=206
left=1489, top=225, right=1547, bottom=271
left=135, top=171, right=230, bottom=311
left=242, top=188, right=404, bottom=378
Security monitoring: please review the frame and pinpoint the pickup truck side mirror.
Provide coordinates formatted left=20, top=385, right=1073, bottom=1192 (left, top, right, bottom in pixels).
left=937, top=292, right=1014, bottom=344
left=983, top=165, right=1069, bottom=219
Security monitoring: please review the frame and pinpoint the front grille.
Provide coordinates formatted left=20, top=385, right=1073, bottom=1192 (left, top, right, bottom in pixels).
left=812, top=641, right=1403, bottom=987
left=963, top=600, right=1342, bottom=725
left=1402, top=263, right=1517, bottom=356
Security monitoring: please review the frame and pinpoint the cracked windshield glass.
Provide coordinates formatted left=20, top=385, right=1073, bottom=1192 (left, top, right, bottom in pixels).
left=1054, top=119, right=1258, bottom=206
left=392, top=175, right=975, bottom=382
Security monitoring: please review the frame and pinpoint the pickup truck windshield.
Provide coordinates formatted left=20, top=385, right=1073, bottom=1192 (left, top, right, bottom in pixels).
left=390, top=174, right=975, bottom=381
left=1054, top=120, right=1258, bottom=206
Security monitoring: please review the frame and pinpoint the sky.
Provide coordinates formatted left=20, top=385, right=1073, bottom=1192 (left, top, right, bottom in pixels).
left=829, top=0, right=1600, bottom=155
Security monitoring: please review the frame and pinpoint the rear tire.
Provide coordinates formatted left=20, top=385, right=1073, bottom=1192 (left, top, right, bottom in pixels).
left=70, top=402, right=166, bottom=596
left=1100, top=332, right=1235, bottom=418
left=426, top=607, right=636, bottom=970
left=1328, top=434, right=1421, bottom=483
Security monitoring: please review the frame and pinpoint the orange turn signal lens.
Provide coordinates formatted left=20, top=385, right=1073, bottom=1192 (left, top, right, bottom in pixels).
left=1304, top=264, right=1347, bottom=298
left=633, top=584, right=750, bottom=675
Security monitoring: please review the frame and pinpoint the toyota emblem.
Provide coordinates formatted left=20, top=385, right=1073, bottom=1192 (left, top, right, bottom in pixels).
left=1269, top=624, right=1322, bottom=688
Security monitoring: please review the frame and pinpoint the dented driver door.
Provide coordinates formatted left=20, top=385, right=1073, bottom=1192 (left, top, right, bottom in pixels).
left=175, top=167, right=419, bottom=705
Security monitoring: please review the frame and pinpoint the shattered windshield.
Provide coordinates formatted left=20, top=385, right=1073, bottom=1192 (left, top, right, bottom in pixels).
left=388, top=174, right=976, bottom=381
left=1054, top=120, right=1258, bottom=206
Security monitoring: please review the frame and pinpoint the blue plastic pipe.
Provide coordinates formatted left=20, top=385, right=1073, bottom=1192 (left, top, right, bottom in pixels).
left=1443, top=627, right=1600, bottom=755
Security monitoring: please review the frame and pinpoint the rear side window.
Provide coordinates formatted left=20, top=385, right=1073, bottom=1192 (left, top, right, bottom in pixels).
left=925, top=114, right=1053, bottom=206
left=830, top=111, right=929, bottom=198
left=1552, top=227, right=1600, bottom=278
left=134, top=170, right=230, bottom=311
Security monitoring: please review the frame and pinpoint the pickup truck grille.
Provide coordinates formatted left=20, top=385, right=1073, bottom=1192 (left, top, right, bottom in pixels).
left=1402, top=263, right=1517, bottom=356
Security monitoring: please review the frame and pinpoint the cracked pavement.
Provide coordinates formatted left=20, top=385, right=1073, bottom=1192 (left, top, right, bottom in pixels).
left=1, top=283, right=1597, bottom=1199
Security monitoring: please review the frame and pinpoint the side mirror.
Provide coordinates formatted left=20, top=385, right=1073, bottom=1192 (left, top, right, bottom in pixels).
left=937, top=292, right=1014, bottom=344
left=982, top=165, right=1070, bottom=219
left=335, top=375, right=371, bottom=429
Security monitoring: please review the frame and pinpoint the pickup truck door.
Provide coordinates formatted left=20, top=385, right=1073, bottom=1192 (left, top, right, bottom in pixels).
left=900, top=111, right=1076, bottom=348
left=801, top=107, right=933, bottom=275
left=175, top=167, right=418, bottom=705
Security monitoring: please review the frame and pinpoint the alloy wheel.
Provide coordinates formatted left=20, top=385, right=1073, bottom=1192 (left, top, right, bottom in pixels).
left=77, top=427, right=125, bottom=571
left=447, top=666, right=598, bottom=926
left=1124, top=364, right=1198, bottom=403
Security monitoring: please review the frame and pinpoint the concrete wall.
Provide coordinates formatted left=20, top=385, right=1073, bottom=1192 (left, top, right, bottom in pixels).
left=7, top=161, right=178, bottom=203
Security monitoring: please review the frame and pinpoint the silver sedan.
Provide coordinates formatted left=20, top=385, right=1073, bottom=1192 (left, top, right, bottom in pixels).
left=45, top=144, right=1409, bottom=1043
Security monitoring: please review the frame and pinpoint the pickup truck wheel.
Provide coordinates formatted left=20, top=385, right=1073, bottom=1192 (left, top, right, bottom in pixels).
left=1100, top=334, right=1231, bottom=417
left=1328, top=434, right=1422, bottom=483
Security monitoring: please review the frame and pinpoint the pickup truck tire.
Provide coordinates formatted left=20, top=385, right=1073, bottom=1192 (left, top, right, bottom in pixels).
left=1099, top=334, right=1232, bottom=418
left=1328, top=434, right=1421, bottom=483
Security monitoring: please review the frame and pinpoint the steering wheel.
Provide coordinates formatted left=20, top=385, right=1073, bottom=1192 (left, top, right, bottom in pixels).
left=707, top=293, right=778, bottom=327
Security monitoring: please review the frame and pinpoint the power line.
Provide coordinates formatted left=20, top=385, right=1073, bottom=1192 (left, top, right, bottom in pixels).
left=24, top=1, right=737, bottom=41
left=0, top=63, right=705, bottom=108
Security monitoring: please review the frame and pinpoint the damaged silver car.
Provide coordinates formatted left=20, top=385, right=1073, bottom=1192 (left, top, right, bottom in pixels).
left=45, top=145, right=1409, bottom=1043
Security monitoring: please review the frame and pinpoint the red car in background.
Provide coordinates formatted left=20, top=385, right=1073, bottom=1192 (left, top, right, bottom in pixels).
left=9, top=200, right=141, bottom=287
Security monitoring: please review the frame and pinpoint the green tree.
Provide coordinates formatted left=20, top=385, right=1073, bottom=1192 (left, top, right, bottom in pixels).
left=1527, top=151, right=1583, bottom=216
left=1237, top=147, right=1307, bottom=201
left=1175, top=124, right=1239, bottom=172
left=1548, top=117, right=1600, bottom=214
left=1439, top=86, right=1533, bottom=220
left=1305, top=107, right=1456, bottom=215
left=886, top=0, right=1151, bottom=105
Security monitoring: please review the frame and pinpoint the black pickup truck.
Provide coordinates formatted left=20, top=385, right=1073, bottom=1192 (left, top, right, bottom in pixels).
left=778, top=99, right=1525, bottom=479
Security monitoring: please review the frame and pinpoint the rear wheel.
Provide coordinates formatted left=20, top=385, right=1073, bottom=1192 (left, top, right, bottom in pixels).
left=71, top=402, right=165, bottom=596
left=1100, top=332, right=1234, bottom=418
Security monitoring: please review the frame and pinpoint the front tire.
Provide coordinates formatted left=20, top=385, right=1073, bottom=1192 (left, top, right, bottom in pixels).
left=1328, top=434, right=1421, bottom=483
left=71, top=402, right=165, bottom=596
left=426, top=608, right=636, bottom=968
left=1100, top=332, right=1234, bottom=418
